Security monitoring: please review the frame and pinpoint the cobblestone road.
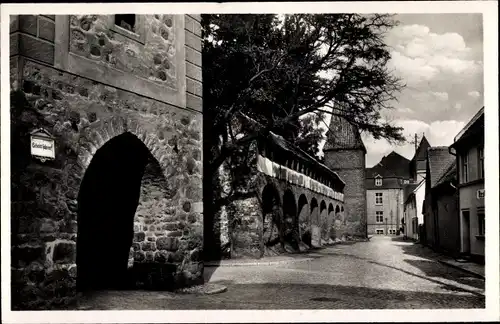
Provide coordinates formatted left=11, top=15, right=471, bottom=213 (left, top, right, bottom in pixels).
left=78, top=236, right=485, bottom=309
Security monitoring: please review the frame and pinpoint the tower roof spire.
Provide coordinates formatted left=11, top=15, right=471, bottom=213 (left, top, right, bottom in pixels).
left=323, top=112, right=366, bottom=153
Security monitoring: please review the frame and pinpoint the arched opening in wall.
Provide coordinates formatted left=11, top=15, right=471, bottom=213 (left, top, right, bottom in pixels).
left=261, top=184, right=281, bottom=247
left=309, top=198, right=319, bottom=247
left=335, top=205, right=342, bottom=228
left=297, top=194, right=309, bottom=245
left=282, top=189, right=299, bottom=251
left=76, top=132, right=158, bottom=292
left=328, top=203, right=334, bottom=240
left=319, top=201, right=327, bottom=245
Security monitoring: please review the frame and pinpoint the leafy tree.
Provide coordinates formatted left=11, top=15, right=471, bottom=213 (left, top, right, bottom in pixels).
left=202, top=14, right=405, bottom=171
left=201, top=14, right=406, bottom=258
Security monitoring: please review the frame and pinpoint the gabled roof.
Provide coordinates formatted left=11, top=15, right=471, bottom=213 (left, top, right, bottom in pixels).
left=450, top=106, right=484, bottom=149
left=434, top=160, right=457, bottom=188
left=323, top=114, right=366, bottom=153
left=427, top=147, right=456, bottom=188
left=366, top=151, right=411, bottom=179
left=454, top=106, right=484, bottom=143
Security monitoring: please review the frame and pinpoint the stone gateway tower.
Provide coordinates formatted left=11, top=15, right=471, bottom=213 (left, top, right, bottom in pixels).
left=323, top=114, right=367, bottom=238
left=10, top=14, right=203, bottom=309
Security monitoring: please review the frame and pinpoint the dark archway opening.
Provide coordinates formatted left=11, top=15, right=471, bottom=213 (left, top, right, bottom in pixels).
left=297, top=194, right=309, bottom=241
left=306, top=198, right=319, bottom=247
left=76, top=132, right=151, bottom=292
left=283, top=190, right=299, bottom=251
left=328, top=203, right=335, bottom=240
left=319, top=201, right=327, bottom=244
left=328, top=204, right=334, bottom=216
left=261, top=184, right=281, bottom=249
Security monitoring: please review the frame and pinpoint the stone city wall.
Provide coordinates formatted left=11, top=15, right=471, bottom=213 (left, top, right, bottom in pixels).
left=212, top=141, right=345, bottom=259
left=10, top=14, right=203, bottom=310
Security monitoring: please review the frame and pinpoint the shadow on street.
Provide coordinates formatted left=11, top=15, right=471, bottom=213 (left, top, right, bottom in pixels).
left=76, top=281, right=485, bottom=310
left=403, top=259, right=484, bottom=289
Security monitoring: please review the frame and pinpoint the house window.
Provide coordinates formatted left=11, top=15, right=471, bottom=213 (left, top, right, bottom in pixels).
left=478, top=147, right=484, bottom=179
left=478, top=209, right=485, bottom=236
left=462, top=152, right=469, bottom=183
left=375, top=178, right=383, bottom=186
left=376, top=229, right=384, bottom=235
left=115, top=14, right=136, bottom=32
left=376, top=211, right=384, bottom=223
left=403, top=179, right=409, bottom=184
left=375, top=193, right=383, bottom=205
left=389, top=229, right=396, bottom=235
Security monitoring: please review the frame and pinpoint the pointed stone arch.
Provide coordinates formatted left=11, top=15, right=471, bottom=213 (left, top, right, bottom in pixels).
left=75, top=115, right=172, bottom=176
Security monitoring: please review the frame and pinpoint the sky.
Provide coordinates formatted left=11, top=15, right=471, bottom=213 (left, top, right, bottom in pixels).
left=319, top=13, right=484, bottom=167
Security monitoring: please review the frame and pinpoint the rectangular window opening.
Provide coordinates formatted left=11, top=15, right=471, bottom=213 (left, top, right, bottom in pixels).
left=375, top=192, right=383, bottom=205
left=479, top=147, right=484, bottom=179
left=115, top=14, right=136, bottom=33
left=462, top=153, right=469, bottom=183
left=376, top=211, right=384, bottom=223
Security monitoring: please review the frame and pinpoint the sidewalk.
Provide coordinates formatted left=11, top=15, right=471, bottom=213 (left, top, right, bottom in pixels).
left=438, top=257, right=485, bottom=279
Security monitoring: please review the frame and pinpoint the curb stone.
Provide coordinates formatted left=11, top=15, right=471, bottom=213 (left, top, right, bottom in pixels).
left=176, top=283, right=228, bottom=295
left=205, top=285, right=228, bottom=295
left=438, top=260, right=485, bottom=279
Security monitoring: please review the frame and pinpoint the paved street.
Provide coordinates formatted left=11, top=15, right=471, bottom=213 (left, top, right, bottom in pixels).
left=78, top=236, right=485, bottom=309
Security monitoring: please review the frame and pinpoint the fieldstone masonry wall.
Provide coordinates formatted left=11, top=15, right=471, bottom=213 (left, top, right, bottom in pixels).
left=10, top=14, right=203, bottom=310
left=69, top=15, right=177, bottom=89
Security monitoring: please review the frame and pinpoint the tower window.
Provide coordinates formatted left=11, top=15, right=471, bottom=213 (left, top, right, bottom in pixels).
left=375, top=178, right=382, bottom=186
left=115, top=14, right=136, bottom=32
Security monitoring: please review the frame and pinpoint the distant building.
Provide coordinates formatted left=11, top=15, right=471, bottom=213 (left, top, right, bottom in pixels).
left=402, top=181, right=422, bottom=241
left=449, top=107, right=485, bottom=263
left=422, top=147, right=460, bottom=255
left=403, top=136, right=430, bottom=241
left=365, top=152, right=411, bottom=235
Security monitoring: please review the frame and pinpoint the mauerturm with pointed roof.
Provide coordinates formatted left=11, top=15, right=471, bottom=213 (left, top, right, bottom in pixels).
left=410, top=135, right=431, bottom=182
left=323, top=114, right=367, bottom=238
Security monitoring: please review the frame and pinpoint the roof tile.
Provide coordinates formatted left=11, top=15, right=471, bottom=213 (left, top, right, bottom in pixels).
left=323, top=114, right=366, bottom=152
left=427, top=147, right=456, bottom=188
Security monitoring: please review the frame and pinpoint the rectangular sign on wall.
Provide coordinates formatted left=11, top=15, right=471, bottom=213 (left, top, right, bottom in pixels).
left=30, top=128, right=55, bottom=162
